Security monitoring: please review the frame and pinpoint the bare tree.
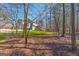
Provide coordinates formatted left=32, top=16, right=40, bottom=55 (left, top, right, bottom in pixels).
left=23, top=3, right=29, bottom=48
left=71, top=3, right=77, bottom=50
left=45, top=4, right=48, bottom=31
left=76, top=4, right=79, bottom=32
left=15, top=4, right=18, bottom=34
left=53, top=5, right=59, bottom=33
left=61, top=3, right=65, bottom=37
left=49, top=4, right=52, bottom=31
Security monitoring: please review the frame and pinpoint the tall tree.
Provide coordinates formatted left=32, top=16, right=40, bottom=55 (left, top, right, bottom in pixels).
left=49, top=4, right=52, bottom=31
left=53, top=5, right=59, bottom=33
left=71, top=3, right=77, bottom=50
left=61, top=3, right=65, bottom=37
left=45, top=4, right=48, bottom=31
left=23, top=3, right=29, bottom=48
left=76, top=4, right=79, bottom=32
left=15, top=4, right=18, bottom=34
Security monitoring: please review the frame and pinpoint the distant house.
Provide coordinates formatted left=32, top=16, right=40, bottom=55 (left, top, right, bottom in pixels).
left=17, top=19, right=38, bottom=30
left=0, top=8, right=38, bottom=30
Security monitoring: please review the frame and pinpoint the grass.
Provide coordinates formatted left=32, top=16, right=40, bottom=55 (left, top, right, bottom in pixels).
left=0, top=29, right=58, bottom=43
left=28, top=30, right=57, bottom=35
left=0, top=40, right=6, bottom=43
left=17, top=29, right=57, bottom=36
left=0, top=33, right=12, bottom=43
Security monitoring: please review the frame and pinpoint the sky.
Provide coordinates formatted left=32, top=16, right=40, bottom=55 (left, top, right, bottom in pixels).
left=0, top=3, right=45, bottom=21
left=28, top=3, right=45, bottom=20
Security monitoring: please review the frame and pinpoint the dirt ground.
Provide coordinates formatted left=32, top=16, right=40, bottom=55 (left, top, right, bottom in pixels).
left=0, top=36, right=79, bottom=56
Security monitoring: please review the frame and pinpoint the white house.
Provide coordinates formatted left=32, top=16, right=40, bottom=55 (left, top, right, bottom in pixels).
left=32, top=23, right=38, bottom=30
left=17, top=20, right=38, bottom=30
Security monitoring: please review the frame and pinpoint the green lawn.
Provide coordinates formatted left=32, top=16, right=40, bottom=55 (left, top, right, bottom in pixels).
left=0, top=29, right=57, bottom=43
left=0, top=33, right=12, bottom=43
left=28, top=30, right=57, bottom=35
left=17, top=29, right=57, bottom=36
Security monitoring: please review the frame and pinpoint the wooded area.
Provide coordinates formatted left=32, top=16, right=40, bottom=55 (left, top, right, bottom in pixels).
left=0, top=3, right=79, bottom=56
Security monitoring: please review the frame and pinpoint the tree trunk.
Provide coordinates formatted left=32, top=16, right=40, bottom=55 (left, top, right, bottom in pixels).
left=61, top=3, right=65, bottom=37
left=45, top=4, right=48, bottom=31
left=15, top=5, right=18, bottom=34
left=23, top=3, right=29, bottom=48
left=49, top=4, right=52, bottom=31
left=76, top=11, right=78, bottom=32
left=71, top=3, right=77, bottom=50
left=76, top=4, right=79, bottom=32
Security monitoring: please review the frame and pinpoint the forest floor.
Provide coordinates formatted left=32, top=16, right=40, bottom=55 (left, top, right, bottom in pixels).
left=0, top=35, right=79, bottom=56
